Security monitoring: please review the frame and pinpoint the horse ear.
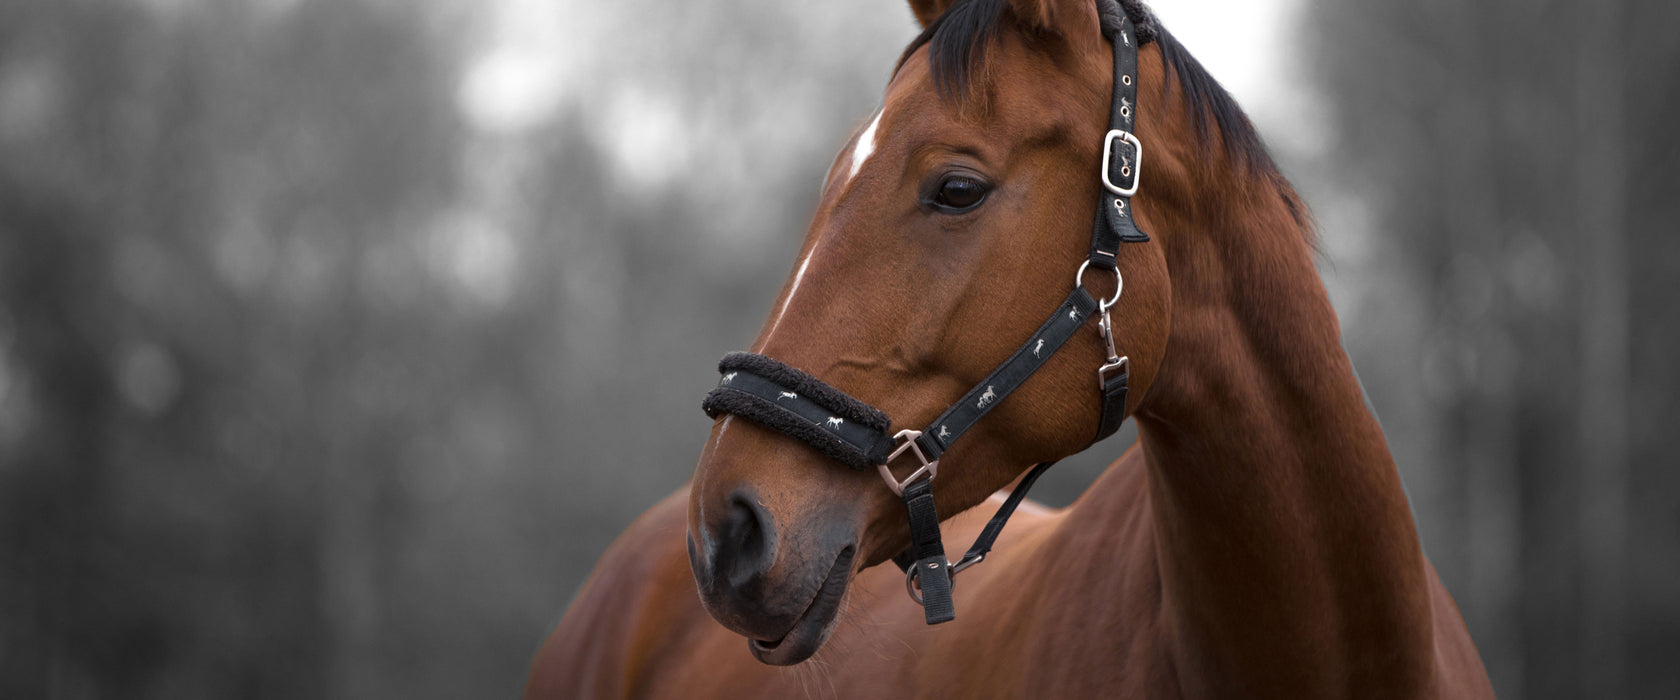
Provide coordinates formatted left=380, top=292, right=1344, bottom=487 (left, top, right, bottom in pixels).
left=907, top=0, right=956, bottom=27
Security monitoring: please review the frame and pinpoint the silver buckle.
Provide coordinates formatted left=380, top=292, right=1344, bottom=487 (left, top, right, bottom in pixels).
left=1100, top=129, right=1143, bottom=197
left=877, top=429, right=938, bottom=497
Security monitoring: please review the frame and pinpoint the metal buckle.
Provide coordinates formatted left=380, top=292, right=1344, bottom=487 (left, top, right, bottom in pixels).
left=877, top=429, right=938, bottom=497
left=1100, top=129, right=1143, bottom=197
left=1096, top=308, right=1129, bottom=389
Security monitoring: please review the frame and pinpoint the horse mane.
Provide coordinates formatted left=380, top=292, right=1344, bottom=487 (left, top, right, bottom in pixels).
left=892, top=0, right=1315, bottom=241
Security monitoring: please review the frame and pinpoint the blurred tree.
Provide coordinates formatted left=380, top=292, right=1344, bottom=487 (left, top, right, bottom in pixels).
left=1305, top=0, right=1680, bottom=698
left=0, top=0, right=919, bottom=697
left=0, top=0, right=469, bottom=696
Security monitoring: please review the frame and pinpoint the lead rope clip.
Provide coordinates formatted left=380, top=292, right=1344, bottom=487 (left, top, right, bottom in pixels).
left=1097, top=307, right=1129, bottom=389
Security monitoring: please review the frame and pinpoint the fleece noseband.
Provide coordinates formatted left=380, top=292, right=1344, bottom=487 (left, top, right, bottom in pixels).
left=702, top=8, right=1152, bottom=626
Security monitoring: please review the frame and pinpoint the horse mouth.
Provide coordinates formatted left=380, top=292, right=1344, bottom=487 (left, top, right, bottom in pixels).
left=747, top=546, right=854, bottom=665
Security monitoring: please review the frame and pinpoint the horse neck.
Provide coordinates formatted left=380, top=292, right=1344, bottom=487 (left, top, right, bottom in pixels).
left=1110, top=117, right=1435, bottom=689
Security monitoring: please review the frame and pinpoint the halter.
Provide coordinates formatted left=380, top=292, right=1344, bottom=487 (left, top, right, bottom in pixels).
left=702, top=8, right=1152, bottom=626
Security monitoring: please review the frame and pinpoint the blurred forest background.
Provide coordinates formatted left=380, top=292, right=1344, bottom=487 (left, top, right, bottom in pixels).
left=0, top=0, right=1673, bottom=698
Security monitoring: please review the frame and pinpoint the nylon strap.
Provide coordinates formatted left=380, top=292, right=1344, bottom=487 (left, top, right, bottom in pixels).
left=1090, top=14, right=1150, bottom=271
left=901, top=479, right=955, bottom=624
left=894, top=459, right=1059, bottom=574
left=916, top=288, right=1100, bottom=459
left=1095, top=365, right=1130, bottom=443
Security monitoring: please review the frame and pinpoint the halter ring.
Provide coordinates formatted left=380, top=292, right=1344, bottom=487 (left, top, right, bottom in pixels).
left=1074, top=259, right=1124, bottom=311
left=905, top=553, right=984, bottom=606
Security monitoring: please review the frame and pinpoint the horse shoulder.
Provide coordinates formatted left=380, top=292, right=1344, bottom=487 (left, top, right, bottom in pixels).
left=524, top=486, right=699, bottom=700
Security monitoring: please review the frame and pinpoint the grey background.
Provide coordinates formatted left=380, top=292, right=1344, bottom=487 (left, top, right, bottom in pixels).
left=0, top=0, right=1674, bottom=697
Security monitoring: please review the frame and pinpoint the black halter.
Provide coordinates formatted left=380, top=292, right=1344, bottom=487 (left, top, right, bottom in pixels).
left=702, top=9, right=1151, bottom=626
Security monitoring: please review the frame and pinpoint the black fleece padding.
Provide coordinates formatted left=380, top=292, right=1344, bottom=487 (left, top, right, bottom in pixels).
left=702, top=353, right=894, bottom=469
left=1106, top=0, right=1158, bottom=45
left=714, top=352, right=891, bottom=431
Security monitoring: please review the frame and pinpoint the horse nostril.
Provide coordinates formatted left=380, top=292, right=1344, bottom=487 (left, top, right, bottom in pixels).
left=723, top=491, right=776, bottom=586
left=686, top=531, right=708, bottom=581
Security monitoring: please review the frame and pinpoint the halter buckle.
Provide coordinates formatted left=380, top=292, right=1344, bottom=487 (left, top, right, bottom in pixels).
left=877, top=429, right=938, bottom=497
left=1101, top=129, right=1143, bottom=197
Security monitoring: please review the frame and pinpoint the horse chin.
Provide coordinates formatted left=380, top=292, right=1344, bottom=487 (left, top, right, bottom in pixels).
left=747, top=546, right=854, bottom=666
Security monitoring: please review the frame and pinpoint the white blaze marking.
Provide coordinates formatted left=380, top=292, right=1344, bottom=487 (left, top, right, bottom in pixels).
left=762, top=254, right=811, bottom=342
left=848, top=110, right=883, bottom=181
left=763, top=108, right=882, bottom=346
left=714, top=415, right=733, bottom=452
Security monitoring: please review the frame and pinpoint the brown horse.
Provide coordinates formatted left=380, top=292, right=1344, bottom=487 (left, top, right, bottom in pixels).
left=526, top=0, right=1493, bottom=696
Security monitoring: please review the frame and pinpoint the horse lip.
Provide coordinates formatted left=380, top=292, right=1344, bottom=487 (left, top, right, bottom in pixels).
left=747, top=546, right=855, bottom=666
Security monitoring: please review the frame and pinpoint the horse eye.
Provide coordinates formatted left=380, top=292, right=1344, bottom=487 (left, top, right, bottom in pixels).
left=932, top=176, right=988, bottom=212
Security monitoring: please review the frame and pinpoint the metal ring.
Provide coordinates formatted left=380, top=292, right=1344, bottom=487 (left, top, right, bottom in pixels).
left=1122, top=74, right=1133, bottom=86
left=905, top=560, right=967, bottom=606
left=1120, top=105, right=1131, bottom=118
left=906, top=567, right=923, bottom=605
left=1074, top=259, right=1124, bottom=310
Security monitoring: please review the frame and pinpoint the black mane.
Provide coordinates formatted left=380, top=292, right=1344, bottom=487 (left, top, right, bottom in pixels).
left=892, top=0, right=1282, bottom=177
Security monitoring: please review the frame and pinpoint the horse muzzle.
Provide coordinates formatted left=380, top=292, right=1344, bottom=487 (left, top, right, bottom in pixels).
left=687, top=488, right=858, bottom=665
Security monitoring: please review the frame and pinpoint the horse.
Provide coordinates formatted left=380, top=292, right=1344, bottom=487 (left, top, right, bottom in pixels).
left=526, top=0, right=1494, bottom=696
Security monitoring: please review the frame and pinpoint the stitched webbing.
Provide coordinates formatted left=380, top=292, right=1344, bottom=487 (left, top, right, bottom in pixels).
left=917, top=288, right=1100, bottom=459
left=902, top=479, right=955, bottom=624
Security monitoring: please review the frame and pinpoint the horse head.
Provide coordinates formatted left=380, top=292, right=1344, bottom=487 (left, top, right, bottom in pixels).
left=686, top=0, right=1177, bottom=665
